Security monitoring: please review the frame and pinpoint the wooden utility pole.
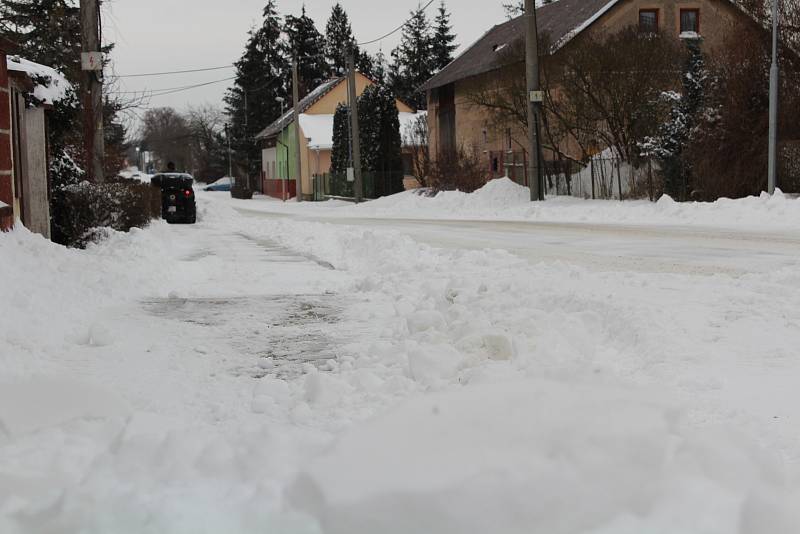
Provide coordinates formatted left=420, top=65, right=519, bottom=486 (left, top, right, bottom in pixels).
left=292, top=56, right=303, bottom=202
left=525, top=0, right=543, bottom=201
left=80, top=0, right=105, bottom=183
left=346, top=47, right=363, bottom=203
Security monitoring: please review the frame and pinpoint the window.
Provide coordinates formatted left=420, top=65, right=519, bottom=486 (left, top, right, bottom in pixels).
left=639, top=9, right=659, bottom=33
left=680, top=9, right=700, bottom=34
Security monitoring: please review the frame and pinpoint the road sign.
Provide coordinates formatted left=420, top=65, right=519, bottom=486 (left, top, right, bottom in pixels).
left=529, top=90, right=544, bottom=103
left=81, top=52, right=103, bottom=71
left=347, top=167, right=355, bottom=183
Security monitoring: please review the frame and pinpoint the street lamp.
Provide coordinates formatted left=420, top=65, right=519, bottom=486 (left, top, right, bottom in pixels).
left=768, top=0, right=779, bottom=194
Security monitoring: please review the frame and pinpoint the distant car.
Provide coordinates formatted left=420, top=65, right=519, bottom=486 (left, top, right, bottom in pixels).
left=151, top=173, right=196, bottom=224
left=204, top=177, right=233, bottom=192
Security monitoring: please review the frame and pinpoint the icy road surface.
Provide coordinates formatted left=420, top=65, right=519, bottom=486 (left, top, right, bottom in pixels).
left=2, top=186, right=800, bottom=533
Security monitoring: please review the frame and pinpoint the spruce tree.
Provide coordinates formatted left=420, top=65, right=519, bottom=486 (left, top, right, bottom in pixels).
left=641, top=40, right=708, bottom=200
left=325, top=3, right=356, bottom=75
left=388, top=7, right=434, bottom=110
left=431, top=1, right=457, bottom=72
left=371, top=49, right=388, bottom=84
left=224, top=0, right=289, bottom=180
left=285, top=6, right=328, bottom=98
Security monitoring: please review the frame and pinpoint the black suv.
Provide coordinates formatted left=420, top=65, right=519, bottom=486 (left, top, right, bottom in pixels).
left=151, top=173, right=197, bottom=224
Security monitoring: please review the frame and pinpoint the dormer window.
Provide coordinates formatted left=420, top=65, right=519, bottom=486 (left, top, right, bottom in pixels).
left=639, top=9, right=659, bottom=34
left=680, top=9, right=700, bottom=35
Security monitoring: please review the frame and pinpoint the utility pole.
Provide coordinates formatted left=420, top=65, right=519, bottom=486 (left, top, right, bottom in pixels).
left=525, top=0, right=544, bottom=201
left=80, top=0, right=105, bottom=183
left=346, top=46, right=363, bottom=203
left=767, top=0, right=780, bottom=194
left=292, top=56, right=303, bottom=202
left=225, top=123, right=233, bottom=178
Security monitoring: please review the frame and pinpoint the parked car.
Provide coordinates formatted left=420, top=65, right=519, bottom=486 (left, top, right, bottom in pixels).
left=151, top=173, right=196, bottom=224
left=204, top=177, right=233, bottom=192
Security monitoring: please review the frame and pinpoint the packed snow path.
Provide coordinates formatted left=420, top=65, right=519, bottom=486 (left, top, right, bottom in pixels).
left=2, top=188, right=800, bottom=533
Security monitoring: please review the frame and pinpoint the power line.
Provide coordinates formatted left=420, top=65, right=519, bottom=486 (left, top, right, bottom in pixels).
left=357, top=0, right=436, bottom=46
left=116, top=75, right=236, bottom=96
left=117, top=64, right=236, bottom=78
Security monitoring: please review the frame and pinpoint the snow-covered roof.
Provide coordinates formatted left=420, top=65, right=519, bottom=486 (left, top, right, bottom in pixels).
left=6, top=56, right=72, bottom=106
left=256, top=78, right=344, bottom=140
left=299, top=111, right=428, bottom=150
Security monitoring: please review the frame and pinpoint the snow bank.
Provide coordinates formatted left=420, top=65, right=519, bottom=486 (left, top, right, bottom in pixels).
left=7, top=56, right=72, bottom=105
left=345, top=178, right=800, bottom=231
left=291, top=380, right=799, bottom=534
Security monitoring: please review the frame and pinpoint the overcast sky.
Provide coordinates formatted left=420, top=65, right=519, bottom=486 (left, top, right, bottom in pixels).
left=103, top=0, right=509, bottom=130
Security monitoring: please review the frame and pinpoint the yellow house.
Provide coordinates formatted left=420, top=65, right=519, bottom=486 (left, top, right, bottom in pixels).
left=256, top=72, right=421, bottom=200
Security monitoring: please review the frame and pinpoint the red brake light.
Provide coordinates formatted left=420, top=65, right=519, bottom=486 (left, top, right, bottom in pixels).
left=184, top=190, right=193, bottom=197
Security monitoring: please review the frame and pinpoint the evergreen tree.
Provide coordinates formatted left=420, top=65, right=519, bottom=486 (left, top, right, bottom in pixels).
left=357, top=85, right=403, bottom=196
left=285, top=6, right=328, bottom=98
left=224, top=0, right=289, bottom=180
left=356, top=50, right=378, bottom=80
left=1, top=0, right=126, bottom=180
left=388, top=7, right=434, bottom=110
left=331, top=103, right=352, bottom=174
left=371, top=49, right=388, bottom=84
left=640, top=40, right=709, bottom=200
left=431, top=1, right=457, bottom=72
left=325, top=3, right=355, bottom=75
left=331, top=86, right=403, bottom=197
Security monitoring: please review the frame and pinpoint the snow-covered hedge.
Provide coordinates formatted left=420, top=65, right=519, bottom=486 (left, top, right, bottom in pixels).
left=51, top=178, right=161, bottom=248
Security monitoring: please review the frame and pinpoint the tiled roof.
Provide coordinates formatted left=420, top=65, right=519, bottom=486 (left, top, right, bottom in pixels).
left=421, top=0, right=618, bottom=91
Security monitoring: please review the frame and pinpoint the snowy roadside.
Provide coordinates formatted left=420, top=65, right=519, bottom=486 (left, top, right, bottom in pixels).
left=1, top=194, right=800, bottom=532
left=224, top=178, right=800, bottom=233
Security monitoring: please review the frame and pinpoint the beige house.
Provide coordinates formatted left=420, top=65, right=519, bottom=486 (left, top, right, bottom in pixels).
left=421, top=0, right=754, bottom=181
left=256, top=72, right=422, bottom=200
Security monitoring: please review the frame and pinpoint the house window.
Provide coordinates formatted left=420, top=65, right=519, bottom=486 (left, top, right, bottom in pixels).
left=639, top=9, right=659, bottom=33
left=680, top=9, right=700, bottom=34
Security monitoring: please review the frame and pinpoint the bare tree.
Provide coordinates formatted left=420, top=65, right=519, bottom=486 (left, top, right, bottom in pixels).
left=186, top=105, right=228, bottom=181
left=141, top=107, right=193, bottom=172
left=402, top=114, right=432, bottom=187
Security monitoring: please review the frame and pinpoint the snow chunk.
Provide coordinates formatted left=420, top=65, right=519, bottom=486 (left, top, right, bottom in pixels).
left=290, top=380, right=793, bottom=534
left=0, top=377, right=129, bottom=438
left=7, top=56, right=72, bottom=105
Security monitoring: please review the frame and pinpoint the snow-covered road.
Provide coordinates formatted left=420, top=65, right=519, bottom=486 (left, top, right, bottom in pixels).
left=2, top=186, right=800, bottom=533
left=234, top=204, right=800, bottom=275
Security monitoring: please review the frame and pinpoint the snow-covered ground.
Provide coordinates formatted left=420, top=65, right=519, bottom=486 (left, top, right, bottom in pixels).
left=2, top=186, right=800, bottom=533
left=235, top=178, right=800, bottom=232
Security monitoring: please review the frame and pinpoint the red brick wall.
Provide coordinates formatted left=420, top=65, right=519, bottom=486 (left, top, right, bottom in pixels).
left=0, top=46, right=14, bottom=230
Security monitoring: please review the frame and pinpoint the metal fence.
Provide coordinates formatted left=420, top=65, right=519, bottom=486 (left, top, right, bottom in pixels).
left=313, top=171, right=405, bottom=201
left=498, top=150, right=657, bottom=201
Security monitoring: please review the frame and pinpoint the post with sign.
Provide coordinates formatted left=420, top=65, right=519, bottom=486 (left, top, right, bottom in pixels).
left=80, top=0, right=105, bottom=183
left=525, top=0, right=543, bottom=201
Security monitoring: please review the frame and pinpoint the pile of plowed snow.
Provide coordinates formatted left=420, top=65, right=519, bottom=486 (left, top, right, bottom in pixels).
left=349, top=178, right=800, bottom=231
